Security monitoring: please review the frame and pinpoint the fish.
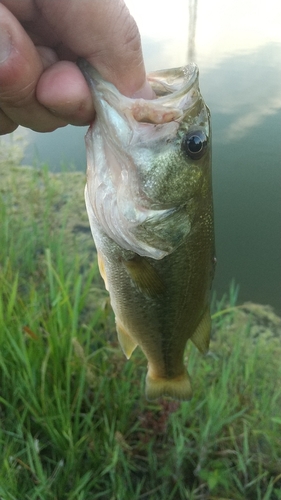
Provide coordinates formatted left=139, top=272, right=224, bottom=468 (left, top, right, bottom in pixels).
left=78, top=58, right=216, bottom=401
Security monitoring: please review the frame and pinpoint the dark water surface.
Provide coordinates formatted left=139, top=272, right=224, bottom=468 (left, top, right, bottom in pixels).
left=9, top=0, right=281, bottom=312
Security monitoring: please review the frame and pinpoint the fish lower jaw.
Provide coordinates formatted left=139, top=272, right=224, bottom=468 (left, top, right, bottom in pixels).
left=145, top=369, right=192, bottom=402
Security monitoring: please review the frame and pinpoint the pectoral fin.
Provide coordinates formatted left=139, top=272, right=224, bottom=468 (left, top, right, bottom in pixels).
left=133, top=205, right=191, bottom=255
left=123, top=256, right=165, bottom=297
left=190, top=308, right=211, bottom=354
left=116, top=319, right=138, bottom=359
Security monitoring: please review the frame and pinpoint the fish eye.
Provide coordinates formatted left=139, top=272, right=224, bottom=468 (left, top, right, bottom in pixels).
left=181, top=130, right=208, bottom=160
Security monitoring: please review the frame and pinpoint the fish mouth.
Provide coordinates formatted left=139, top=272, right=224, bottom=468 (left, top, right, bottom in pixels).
left=147, top=64, right=199, bottom=102
left=133, top=65, right=200, bottom=124
left=78, top=59, right=200, bottom=121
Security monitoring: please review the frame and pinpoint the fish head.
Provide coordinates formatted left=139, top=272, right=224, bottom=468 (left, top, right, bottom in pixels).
left=136, top=66, right=211, bottom=208
left=78, top=60, right=211, bottom=259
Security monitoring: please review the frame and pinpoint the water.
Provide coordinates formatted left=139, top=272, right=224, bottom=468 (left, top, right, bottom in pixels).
left=7, top=0, right=281, bottom=312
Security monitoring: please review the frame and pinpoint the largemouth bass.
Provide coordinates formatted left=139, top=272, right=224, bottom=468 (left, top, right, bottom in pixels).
left=78, top=59, right=216, bottom=401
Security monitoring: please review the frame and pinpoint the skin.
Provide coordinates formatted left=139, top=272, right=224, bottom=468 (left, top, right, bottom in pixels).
left=0, top=0, right=153, bottom=135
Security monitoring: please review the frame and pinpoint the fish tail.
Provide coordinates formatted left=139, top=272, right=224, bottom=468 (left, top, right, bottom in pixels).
left=145, top=371, right=192, bottom=401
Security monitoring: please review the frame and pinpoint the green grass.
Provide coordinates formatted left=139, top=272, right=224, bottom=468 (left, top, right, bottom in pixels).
left=0, top=148, right=281, bottom=499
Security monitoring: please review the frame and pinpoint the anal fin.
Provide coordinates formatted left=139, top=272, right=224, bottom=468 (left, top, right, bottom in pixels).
left=190, top=308, right=211, bottom=354
left=116, top=319, right=138, bottom=359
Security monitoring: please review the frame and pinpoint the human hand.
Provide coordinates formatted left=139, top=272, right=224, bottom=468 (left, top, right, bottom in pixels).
left=0, top=0, right=153, bottom=135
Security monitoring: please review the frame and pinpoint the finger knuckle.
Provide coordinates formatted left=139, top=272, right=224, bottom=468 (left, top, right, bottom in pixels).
left=0, top=80, right=36, bottom=108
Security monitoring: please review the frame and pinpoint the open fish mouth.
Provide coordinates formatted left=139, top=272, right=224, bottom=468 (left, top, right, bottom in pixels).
left=79, top=59, right=200, bottom=126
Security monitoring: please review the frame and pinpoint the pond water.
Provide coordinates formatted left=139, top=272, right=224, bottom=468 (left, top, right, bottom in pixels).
left=8, top=0, right=281, bottom=312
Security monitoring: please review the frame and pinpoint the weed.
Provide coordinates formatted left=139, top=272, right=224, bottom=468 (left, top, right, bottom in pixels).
left=0, top=158, right=280, bottom=499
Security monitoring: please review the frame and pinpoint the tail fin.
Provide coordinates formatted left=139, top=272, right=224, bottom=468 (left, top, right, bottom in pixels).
left=145, top=371, right=192, bottom=401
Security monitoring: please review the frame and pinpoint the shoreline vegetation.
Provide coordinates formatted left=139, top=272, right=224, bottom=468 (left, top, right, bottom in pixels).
left=0, top=138, right=280, bottom=499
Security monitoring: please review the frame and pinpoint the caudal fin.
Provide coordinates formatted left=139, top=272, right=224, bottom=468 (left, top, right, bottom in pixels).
left=145, top=371, right=192, bottom=401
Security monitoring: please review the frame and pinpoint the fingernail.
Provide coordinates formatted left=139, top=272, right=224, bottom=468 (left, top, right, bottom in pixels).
left=132, top=81, right=156, bottom=100
left=0, top=29, right=12, bottom=64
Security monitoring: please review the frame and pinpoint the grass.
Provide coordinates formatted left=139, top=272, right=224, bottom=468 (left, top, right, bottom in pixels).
left=0, top=142, right=281, bottom=499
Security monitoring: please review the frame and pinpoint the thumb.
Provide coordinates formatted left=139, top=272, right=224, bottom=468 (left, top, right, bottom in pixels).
left=36, top=0, right=152, bottom=98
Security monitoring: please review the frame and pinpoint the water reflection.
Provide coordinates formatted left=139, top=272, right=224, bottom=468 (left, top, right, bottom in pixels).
left=202, top=43, right=281, bottom=143
left=3, top=0, right=281, bottom=312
